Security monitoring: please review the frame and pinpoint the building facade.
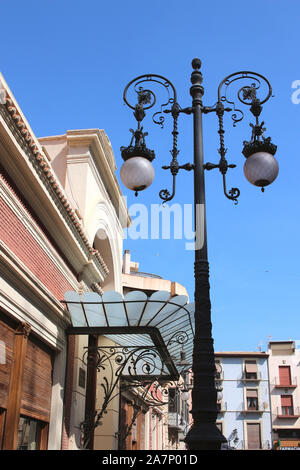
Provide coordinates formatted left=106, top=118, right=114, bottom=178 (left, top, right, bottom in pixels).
left=0, top=74, right=129, bottom=450
left=268, top=341, right=300, bottom=450
left=215, top=352, right=272, bottom=450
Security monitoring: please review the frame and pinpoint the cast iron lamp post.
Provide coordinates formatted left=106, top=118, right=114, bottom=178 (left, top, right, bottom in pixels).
left=120, top=59, right=278, bottom=450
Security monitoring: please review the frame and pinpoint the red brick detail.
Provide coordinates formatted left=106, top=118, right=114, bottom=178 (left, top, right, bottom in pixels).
left=0, top=195, right=75, bottom=301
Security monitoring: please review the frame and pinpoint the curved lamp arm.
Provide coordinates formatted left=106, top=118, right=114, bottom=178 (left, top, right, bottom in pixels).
left=217, top=70, right=273, bottom=126
left=121, top=65, right=276, bottom=204
left=123, top=74, right=187, bottom=203
left=203, top=70, right=274, bottom=203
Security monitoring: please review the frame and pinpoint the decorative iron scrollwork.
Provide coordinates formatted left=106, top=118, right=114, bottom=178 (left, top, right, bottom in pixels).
left=202, top=71, right=273, bottom=204
left=123, top=75, right=177, bottom=116
left=122, top=65, right=275, bottom=207
left=123, top=74, right=193, bottom=203
left=217, top=71, right=272, bottom=127
left=82, top=345, right=167, bottom=381
left=166, top=330, right=189, bottom=347
left=80, top=344, right=180, bottom=449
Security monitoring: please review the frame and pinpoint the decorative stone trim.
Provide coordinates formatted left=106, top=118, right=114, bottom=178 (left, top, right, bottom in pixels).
left=1, top=92, right=109, bottom=278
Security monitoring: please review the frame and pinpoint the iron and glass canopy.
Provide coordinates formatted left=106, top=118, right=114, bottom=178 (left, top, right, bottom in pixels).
left=64, top=290, right=194, bottom=381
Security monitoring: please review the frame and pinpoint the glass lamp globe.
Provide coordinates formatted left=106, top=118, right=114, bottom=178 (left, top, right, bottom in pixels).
left=120, top=156, right=155, bottom=193
left=244, top=151, right=279, bottom=189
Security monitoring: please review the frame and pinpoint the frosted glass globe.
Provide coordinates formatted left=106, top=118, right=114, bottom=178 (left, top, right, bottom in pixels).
left=243, top=151, right=279, bottom=188
left=120, top=157, right=155, bottom=193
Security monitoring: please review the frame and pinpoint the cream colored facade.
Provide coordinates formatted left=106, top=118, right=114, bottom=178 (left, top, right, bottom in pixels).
left=39, top=131, right=190, bottom=451
left=268, top=341, right=300, bottom=448
left=39, top=129, right=130, bottom=294
left=39, top=130, right=130, bottom=449
left=122, top=249, right=188, bottom=298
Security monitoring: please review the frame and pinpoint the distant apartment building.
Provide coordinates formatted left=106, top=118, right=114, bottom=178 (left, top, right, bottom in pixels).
left=268, top=341, right=300, bottom=450
left=215, top=352, right=272, bottom=450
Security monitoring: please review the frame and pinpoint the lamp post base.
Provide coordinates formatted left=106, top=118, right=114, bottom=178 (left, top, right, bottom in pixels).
left=184, top=422, right=227, bottom=450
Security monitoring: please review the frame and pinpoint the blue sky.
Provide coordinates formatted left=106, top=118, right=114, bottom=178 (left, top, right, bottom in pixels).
left=1, top=0, right=299, bottom=351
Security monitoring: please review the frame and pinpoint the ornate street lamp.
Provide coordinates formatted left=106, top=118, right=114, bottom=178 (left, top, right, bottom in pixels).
left=120, top=59, right=278, bottom=450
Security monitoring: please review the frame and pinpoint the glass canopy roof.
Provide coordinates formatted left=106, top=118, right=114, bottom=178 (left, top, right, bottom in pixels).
left=63, top=290, right=195, bottom=380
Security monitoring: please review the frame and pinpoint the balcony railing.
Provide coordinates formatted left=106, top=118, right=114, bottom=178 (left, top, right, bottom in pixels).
left=240, top=371, right=262, bottom=382
left=241, top=402, right=265, bottom=414
left=276, top=407, right=300, bottom=419
left=274, top=377, right=297, bottom=388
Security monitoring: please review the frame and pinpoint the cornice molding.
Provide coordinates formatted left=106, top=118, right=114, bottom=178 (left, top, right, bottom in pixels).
left=0, top=76, right=109, bottom=285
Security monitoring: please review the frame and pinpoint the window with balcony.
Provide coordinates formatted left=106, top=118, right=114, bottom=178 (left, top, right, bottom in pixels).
left=244, top=360, right=258, bottom=380
left=279, top=366, right=291, bottom=386
left=276, top=366, right=297, bottom=388
left=246, top=389, right=259, bottom=411
left=281, top=395, right=294, bottom=416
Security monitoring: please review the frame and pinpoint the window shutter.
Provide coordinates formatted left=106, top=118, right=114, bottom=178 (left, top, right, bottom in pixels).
left=281, top=395, right=292, bottom=407
left=245, top=361, right=257, bottom=373
left=279, top=366, right=291, bottom=386
left=20, top=337, right=53, bottom=422
left=246, top=389, right=258, bottom=398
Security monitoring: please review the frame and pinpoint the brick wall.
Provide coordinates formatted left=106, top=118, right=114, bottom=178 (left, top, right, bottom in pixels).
left=0, top=167, right=80, bottom=450
left=0, top=169, right=76, bottom=301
